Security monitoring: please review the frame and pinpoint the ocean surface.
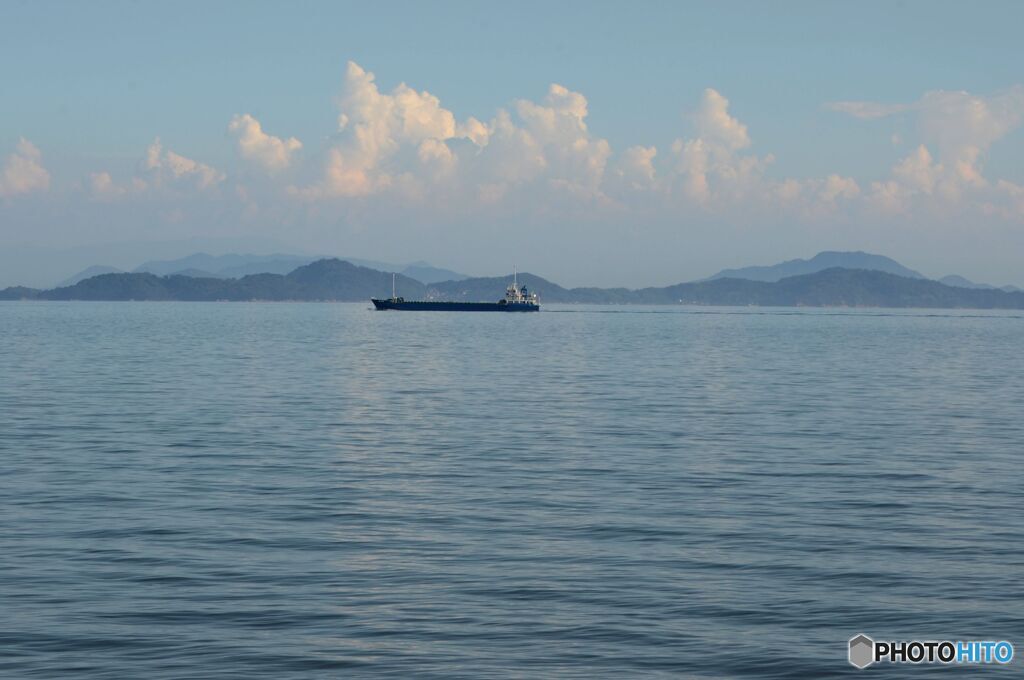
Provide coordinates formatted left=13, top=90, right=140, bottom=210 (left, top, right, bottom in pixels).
left=2, top=302, right=1022, bottom=678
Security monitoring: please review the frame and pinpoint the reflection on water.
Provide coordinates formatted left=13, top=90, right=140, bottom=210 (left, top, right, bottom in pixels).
left=1, top=302, right=1022, bottom=678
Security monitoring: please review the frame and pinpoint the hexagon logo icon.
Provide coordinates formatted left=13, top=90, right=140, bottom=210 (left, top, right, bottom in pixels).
left=849, top=634, right=874, bottom=669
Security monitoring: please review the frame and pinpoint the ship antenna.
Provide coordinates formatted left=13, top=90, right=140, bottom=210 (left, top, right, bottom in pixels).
left=514, top=264, right=517, bottom=289
left=392, top=272, right=396, bottom=300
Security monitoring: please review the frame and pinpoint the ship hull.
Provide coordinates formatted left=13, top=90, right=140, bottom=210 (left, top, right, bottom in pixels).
left=371, top=299, right=538, bottom=312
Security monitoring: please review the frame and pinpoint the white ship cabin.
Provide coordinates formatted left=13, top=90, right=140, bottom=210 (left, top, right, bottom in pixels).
left=503, top=270, right=539, bottom=306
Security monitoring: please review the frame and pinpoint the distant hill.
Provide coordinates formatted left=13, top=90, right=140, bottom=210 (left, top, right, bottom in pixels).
left=0, top=286, right=44, bottom=300
left=57, top=265, right=124, bottom=287
left=5, top=260, right=1023, bottom=309
left=939, top=274, right=991, bottom=289
left=122, top=252, right=466, bottom=285
left=169, top=268, right=222, bottom=278
left=133, top=253, right=317, bottom=277
left=428, top=268, right=1024, bottom=308
left=214, top=258, right=316, bottom=278
left=707, top=251, right=925, bottom=282
left=939, top=274, right=1020, bottom=293
left=400, top=262, right=467, bottom=284
left=3, top=259, right=425, bottom=302
left=671, top=268, right=1023, bottom=308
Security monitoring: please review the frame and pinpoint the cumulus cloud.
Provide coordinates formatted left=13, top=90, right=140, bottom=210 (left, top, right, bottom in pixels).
left=862, top=88, right=1024, bottom=211
left=917, top=88, right=1023, bottom=167
left=614, top=145, right=658, bottom=189
left=829, top=87, right=1024, bottom=159
left=669, top=89, right=772, bottom=204
left=53, top=62, right=1024, bottom=229
left=142, top=137, right=224, bottom=190
left=512, top=83, right=611, bottom=190
left=820, top=174, right=861, bottom=202
left=294, top=61, right=472, bottom=198
left=694, top=88, right=750, bottom=150
left=228, top=114, right=302, bottom=171
left=84, top=139, right=226, bottom=201
left=292, top=61, right=612, bottom=202
left=286, top=71, right=1023, bottom=223
left=0, top=138, right=50, bottom=198
left=88, top=171, right=126, bottom=200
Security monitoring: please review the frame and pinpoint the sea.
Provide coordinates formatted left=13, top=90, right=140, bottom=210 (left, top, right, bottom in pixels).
left=2, top=302, right=1022, bottom=678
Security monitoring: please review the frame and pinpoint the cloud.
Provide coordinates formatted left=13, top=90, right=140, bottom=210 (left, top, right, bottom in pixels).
left=820, top=174, right=861, bottom=202
left=917, top=87, right=1023, bottom=164
left=512, top=83, right=611, bottom=190
left=694, top=88, right=750, bottom=150
left=669, top=89, right=771, bottom=204
left=834, top=87, right=1024, bottom=173
left=88, top=171, right=126, bottom=200
left=50, top=62, right=1024, bottom=231
left=142, top=137, right=224, bottom=190
left=0, top=138, right=50, bottom=198
left=228, top=114, right=302, bottom=171
left=293, top=61, right=612, bottom=201
left=287, top=73, right=1022, bottom=222
left=294, top=61, right=472, bottom=198
left=837, top=87, right=1024, bottom=214
left=614, top=145, right=658, bottom=190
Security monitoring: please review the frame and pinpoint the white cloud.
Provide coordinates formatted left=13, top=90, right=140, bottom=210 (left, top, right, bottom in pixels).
left=88, top=171, right=126, bottom=200
left=511, top=83, right=611, bottom=190
left=614, top=145, right=658, bottom=190
left=0, top=138, right=50, bottom=198
left=228, top=114, right=302, bottom=171
left=56, top=63, right=1024, bottom=230
left=839, top=87, right=1024, bottom=215
left=457, top=116, right=489, bottom=146
left=143, top=137, right=224, bottom=190
left=295, top=61, right=472, bottom=198
left=917, top=88, right=1023, bottom=161
left=828, top=87, right=1024, bottom=167
left=669, top=89, right=771, bottom=205
left=694, top=88, right=750, bottom=150
left=672, top=137, right=711, bottom=202
left=288, top=75, right=1024, bottom=223
left=893, top=145, right=941, bottom=194
left=293, top=61, right=612, bottom=202
left=820, top=174, right=861, bottom=202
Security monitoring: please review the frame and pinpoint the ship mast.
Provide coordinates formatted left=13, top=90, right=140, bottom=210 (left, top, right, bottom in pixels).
left=514, top=264, right=517, bottom=290
left=392, top=272, right=396, bottom=300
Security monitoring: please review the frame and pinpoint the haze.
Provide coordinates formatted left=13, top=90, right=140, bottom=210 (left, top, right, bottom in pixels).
left=2, top=0, right=1022, bottom=288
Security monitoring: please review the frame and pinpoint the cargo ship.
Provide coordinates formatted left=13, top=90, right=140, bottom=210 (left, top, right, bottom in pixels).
left=372, top=270, right=539, bottom=312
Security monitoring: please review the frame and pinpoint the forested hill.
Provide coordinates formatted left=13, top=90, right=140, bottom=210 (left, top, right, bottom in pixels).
left=3, top=260, right=1024, bottom=309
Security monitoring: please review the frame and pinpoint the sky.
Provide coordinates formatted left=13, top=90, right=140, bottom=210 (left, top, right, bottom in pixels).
left=1, top=0, right=1023, bottom=288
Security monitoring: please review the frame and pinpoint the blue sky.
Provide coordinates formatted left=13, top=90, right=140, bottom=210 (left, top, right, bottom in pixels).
left=2, top=1, right=1023, bottom=287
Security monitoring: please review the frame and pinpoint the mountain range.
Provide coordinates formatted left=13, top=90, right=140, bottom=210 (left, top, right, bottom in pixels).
left=56, top=253, right=468, bottom=288
left=706, top=251, right=926, bottom=282
left=703, top=251, right=1019, bottom=293
left=937, top=274, right=1020, bottom=293
left=51, top=249, right=1018, bottom=293
left=4, top=255, right=1023, bottom=309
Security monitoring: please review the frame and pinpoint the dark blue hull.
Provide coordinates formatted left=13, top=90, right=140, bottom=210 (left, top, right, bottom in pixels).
left=372, top=299, right=539, bottom=312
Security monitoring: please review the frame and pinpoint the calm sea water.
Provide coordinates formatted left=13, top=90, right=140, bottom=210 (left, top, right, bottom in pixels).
left=2, top=302, right=1022, bottom=678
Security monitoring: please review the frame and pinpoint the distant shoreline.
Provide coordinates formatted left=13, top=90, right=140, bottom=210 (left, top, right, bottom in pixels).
left=3, top=258, right=1024, bottom=310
